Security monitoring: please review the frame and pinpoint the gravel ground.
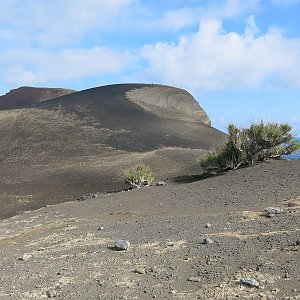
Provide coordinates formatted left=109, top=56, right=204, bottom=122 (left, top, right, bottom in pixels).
left=0, top=159, right=299, bottom=299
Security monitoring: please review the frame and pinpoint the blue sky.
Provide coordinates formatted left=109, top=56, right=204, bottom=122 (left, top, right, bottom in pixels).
left=1, top=0, right=300, bottom=134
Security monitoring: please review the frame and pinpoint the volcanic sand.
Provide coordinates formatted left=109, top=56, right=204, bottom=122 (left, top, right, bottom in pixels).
left=0, top=159, right=299, bottom=299
left=0, top=84, right=226, bottom=219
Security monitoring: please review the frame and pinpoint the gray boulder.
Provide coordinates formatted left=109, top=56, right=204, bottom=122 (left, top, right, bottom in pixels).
left=115, top=240, right=130, bottom=251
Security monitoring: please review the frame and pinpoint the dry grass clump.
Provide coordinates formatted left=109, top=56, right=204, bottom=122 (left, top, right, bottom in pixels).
left=124, top=163, right=154, bottom=188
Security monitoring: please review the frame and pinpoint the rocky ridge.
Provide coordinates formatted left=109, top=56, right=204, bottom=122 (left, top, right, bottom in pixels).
left=0, top=86, right=76, bottom=110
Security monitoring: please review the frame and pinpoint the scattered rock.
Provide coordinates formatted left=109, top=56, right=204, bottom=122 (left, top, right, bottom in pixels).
left=240, top=278, right=260, bottom=288
left=98, top=226, right=104, bottom=231
left=188, top=276, right=202, bottom=282
left=127, top=180, right=151, bottom=188
left=18, top=253, right=32, bottom=261
left=264, top=207, right=284, bottom=217
left=134, top=268, right=146, bottom=274
left=156, top=181, right=166, bottom=186
left=78, top=192, right=101, bottom=201
left=142, top=180, right=150, bottom=187
left=46, top=289, right=58, bottom=298
left=202, top=238, right=214, bottom=245
left=166, top=241, right=175, bottom=246
left=205, top=223, right=211, bottom=228
left=115, top=240, right=130, bottom=251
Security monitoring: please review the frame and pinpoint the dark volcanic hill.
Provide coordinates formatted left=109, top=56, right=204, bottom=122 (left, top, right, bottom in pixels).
left=0, top=83, right=226, bottom=219
left=0, top=86, right=76, bottom=110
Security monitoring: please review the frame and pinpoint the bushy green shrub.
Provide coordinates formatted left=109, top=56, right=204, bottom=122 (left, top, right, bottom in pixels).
left=200, top=121, right=300, bottom=173
left=124, top=163, right=154, bottom=187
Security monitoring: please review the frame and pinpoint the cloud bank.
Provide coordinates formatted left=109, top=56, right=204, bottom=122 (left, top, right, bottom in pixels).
left=1, top=0, right=300, bottom=94
left=139, top=17, right=300, bottom=91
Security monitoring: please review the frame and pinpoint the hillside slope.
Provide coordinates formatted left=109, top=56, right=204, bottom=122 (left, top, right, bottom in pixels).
left=0, top=159, right=299, bottom=299
left=0, top=86, right=76, bottom=110
left=0, top=83, right=226, bottom=218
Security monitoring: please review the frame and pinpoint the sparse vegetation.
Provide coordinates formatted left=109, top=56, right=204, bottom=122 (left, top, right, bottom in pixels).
left=200, top=121, right=300, bottom=173
left=124, top=163, right=154, bottom=188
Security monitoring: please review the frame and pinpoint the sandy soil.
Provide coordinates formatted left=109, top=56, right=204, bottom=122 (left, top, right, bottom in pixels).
left=0, top=159, right=299, bottom=299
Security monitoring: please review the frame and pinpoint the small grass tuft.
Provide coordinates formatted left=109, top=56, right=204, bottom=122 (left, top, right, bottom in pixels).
left=124, top=163, right=154, bottom=188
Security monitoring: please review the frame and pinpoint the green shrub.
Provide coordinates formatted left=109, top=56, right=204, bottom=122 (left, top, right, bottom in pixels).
left=200, top=121, right=300, bottom=173
left=124, top=163, right=154, bottom=187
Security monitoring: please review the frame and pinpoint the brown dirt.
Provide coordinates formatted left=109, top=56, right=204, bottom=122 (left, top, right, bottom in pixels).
left=0, top=159, right=299, bottom=299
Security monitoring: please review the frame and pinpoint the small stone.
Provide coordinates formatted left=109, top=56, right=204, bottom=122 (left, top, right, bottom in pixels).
left=205, top=223, right=211, bottom=228
left=156, top=181, right=166, bottom=186
left=264, top=207, right=283, bottom=217
left=115, top=240, right=130, bottom=251
left=240, top=278, right=260, bottom=288
left=170, top=290, right=176, bottom=295
left=188, top=276, right=202, bottom=282
left=18, top=253, right=32, bottom=261
left=295, top=240, right=300, bottom=246
left=134, top=268, right=146, bottom=274
left=98, top=226, right=104, bottom=230
left=166, top=241, right=175, bottom=246
left=203, top=238, right=214, bottom=245
left=46, top=289, right=58, bottom=298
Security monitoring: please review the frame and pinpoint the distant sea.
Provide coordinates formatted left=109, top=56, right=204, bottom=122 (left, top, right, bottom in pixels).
left=281, top=137, right=300, bottom=160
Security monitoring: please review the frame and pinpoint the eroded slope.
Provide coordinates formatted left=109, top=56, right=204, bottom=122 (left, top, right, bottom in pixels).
left=0, top=83, right=226, bottom=218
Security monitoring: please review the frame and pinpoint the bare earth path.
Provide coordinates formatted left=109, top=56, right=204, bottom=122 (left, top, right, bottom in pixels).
left=0, top=159, right=299, bottom=299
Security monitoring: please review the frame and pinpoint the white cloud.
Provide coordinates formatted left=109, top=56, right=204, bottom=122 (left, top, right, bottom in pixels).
left=0, top=0, right=136, bottom=47
left=0, top=47, right=135, bottom=86
left=271, top=0, right=300, bottom=5
left=1, top=0, right=300, bottom=95
left=138, top=17, right=300, bottom=91
left=201, top=0, right=261, bottom=20
left=139, top=0, right=261, bottom=32
left=0, top=0, right=261, bottom=48
left=158, top=8, right=201, bottom=31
